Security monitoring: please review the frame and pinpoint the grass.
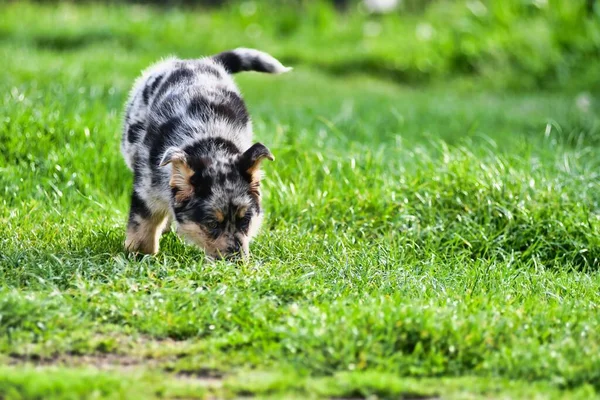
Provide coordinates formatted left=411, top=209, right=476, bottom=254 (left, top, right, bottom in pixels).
left=1, top=1, right=600, bottom=399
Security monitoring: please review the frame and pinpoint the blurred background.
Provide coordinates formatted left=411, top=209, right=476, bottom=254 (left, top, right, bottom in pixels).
left=4, top=0, right=599, bottom=91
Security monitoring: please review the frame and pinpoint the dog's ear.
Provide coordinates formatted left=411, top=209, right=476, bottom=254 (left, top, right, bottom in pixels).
left=159, top=147, right=187, bottom=167
left=159, top=147, right=194, bottom=202
left=238, top=143, right=274, bottom=176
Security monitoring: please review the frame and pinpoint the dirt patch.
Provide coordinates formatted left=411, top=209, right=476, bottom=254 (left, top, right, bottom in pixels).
left=331, top=394, right=440, bottom=400
left=7, top=352, right=223, bottom=388
left=9, top=352, right=156, bottom=371
left=165, top=366, right=224, bottom=388
left=175, top=373, right=223, bottom=389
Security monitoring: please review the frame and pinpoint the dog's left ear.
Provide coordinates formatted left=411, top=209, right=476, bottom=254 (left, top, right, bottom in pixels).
left=159, top=147, right=195, bottom=203
left=238, top=143, right=274, bottom=175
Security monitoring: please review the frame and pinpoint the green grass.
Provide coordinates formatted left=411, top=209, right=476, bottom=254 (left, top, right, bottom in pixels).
left=1, top=1, right=600, bottom=399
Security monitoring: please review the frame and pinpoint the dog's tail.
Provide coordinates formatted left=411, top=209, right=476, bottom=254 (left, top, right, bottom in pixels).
left=212, top=48, right=292, bottom=75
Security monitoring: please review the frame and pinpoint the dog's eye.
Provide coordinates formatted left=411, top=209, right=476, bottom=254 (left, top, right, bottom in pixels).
left=207, top=221, right=219, bottom=230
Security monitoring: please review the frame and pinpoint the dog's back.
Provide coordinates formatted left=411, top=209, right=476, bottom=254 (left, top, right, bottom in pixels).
left=122, top=48, right=290, bottom=175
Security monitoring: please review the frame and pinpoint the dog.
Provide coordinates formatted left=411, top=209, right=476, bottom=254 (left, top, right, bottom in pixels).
left=121, top=48, right=290, bottom=259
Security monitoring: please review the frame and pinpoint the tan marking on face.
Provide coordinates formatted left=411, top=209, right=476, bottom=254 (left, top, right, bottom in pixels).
left=215, top=210, right=225, bottom=223
left=237, top=206, right=248, bottom=219
left=176, top=222, right=229, bottom=258
left=125, top=213, right=169, bottom=255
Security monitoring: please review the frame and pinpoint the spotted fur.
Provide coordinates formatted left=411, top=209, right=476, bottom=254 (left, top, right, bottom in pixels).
left=121, top=48, right=290, bottom=258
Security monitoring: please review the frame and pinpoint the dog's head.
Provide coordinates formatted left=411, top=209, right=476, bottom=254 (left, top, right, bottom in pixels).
left=159, top=142, right=273, bottom=259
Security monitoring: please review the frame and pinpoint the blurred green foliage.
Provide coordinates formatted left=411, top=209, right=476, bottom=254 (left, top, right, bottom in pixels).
left=4, top=0, right=598, bottom=89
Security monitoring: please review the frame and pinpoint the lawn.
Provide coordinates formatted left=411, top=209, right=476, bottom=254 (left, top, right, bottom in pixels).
left=1, top=1, right=600, bottom=399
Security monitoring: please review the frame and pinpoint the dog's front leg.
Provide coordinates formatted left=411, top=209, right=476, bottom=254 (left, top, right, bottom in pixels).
left=124, top=191, right=168, bottom=254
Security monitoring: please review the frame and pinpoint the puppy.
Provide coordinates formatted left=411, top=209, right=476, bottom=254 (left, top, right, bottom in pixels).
left=121, top=48, right=290, bottom=259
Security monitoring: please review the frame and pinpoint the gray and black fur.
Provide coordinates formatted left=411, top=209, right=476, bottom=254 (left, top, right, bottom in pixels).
left=121, top=48, right=290, bottom=258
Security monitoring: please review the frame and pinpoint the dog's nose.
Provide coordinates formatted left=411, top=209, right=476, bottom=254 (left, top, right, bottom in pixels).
left=224, top=239, right=244, bottom=260
left=226, top=240, right=242, bottom=255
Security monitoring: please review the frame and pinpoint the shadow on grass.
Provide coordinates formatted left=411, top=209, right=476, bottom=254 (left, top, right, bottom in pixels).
left=0, top=227, right=209, bottom=289
left=0, top=28, right=137, bottom=52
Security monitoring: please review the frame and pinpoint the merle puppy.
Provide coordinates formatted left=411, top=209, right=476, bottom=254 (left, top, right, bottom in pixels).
left=121, top=48, right=290, bottom=259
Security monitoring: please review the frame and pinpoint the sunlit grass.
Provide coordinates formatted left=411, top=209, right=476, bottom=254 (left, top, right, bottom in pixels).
left=1, top=2, right=600, bottom=399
